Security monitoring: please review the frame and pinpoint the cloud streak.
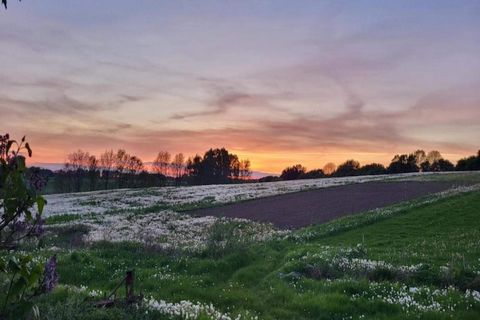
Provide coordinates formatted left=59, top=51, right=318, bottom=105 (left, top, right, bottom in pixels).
left=171, top=91, right=255, bottom=120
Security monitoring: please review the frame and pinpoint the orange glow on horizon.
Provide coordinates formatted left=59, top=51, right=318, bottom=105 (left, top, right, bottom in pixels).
left=27, top=143, right=475, bottom=175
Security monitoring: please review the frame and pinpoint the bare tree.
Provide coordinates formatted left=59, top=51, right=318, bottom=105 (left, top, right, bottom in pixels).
left=152, top=151, right=171, bottom=176
left=127, top=156, right=144, bottom=175
left=171, top=153, right=185, bottom=179
left=65, top=150, right=90, bottom=191
left=426, top=150, right=442, bottom=164
left=323, top=162, right=336, bottom=176
left=66, top=149, right=89, bottom=171
left=87, top=155, right=98, bottom=191
left=229, top=155, right=240, bottom=179
left=100, top=149, right=115, bottom=189
left=126, top=155, right=144, bottom=187
left=115, top=149, right=130, bottom=188
left=239, top=159, right=252, bottom=180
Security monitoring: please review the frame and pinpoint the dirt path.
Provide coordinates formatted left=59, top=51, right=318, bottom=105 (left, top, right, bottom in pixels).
left=190, top=181, right=462, bottom=229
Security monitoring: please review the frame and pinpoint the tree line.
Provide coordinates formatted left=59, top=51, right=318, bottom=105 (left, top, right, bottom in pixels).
left=19, top=147, right=480, bottom=193
left=260, top=149, right=480, bottom=182
left=39, top=148, right=252, bottom=193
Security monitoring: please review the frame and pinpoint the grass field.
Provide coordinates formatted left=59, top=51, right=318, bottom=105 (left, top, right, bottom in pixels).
left=2, top=174, right=480, bottom=319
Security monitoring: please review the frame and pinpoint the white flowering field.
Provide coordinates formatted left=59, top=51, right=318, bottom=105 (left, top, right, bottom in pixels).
left=41, top=172, right=438, bottom=252
left=16, top=172, right=480, bottom=319
left=42, top=172, right=430, bottom=217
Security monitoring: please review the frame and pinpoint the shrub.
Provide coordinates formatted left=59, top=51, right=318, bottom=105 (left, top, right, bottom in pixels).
left=0, top=134, right=56, bottom=318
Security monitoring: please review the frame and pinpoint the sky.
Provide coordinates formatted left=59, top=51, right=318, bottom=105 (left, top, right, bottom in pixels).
left=1, top=0, right=479, bottom=174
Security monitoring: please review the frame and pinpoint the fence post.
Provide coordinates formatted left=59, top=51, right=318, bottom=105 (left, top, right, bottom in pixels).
left=125, top=270, right=134, bottom=302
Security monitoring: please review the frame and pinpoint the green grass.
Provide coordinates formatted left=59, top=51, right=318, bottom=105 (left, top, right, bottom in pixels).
left=3, top=189, right=480, bottom=319
left=320, top=191, right=480, bottom=267
left=401, top=171, right=480, bottom=183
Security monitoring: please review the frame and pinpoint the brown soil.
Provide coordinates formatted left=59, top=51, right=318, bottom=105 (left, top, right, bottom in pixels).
left=190, top=181, right=463, bottom=229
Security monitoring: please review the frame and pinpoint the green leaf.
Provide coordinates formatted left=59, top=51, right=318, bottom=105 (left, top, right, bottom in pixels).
left=36, top=196, right=46, bottom=215
left=32, top=305, right=40, bottom=320
left=27, top=269, right=41, bottom=286
left=25, top=209, right=33, bottom=221
left=19, top=265, right=31, bottom=279
left=0, top=258, right=6, bottom=272
left=19, top=254, right=33, bottom=265
left=7, top=256, right=21, bottom=272
left=10, top=277, right=29, bottom=299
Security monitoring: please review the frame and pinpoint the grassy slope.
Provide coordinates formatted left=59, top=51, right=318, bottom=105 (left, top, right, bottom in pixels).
left=320, top=191, right=480, bottom=266
left=4, top=189, right=480, bottom=319
left=400, top=171, right=480, bottom=183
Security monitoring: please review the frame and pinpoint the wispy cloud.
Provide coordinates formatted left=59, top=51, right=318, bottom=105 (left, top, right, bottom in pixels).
left=170, top=90, right=268, bottom=120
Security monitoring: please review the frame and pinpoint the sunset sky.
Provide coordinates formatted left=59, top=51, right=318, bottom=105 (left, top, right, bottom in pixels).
left=1, top=1, right=479, bottom=174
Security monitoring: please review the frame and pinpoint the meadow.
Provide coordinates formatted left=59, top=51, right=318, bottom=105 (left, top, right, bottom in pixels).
left=2, top=172, right=480, bottom=319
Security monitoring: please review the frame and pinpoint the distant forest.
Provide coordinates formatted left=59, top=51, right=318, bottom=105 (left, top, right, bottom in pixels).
left=260, top=149, right=480, bottom=182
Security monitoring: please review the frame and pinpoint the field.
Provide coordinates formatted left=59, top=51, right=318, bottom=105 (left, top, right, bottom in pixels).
left=3, top=172, right=480, bottom=319
left=191, top=181, right=465, bottom=228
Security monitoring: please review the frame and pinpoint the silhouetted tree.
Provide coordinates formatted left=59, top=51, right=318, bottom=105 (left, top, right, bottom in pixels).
left=153, top=151, right=171, bottom=176
left=186, top=148, right=244, bottom=184
left=171, top=153, right=185, bottom=180
left=203, top=148, right=234, bottom=183
left=418, top=150, right=452, bottom=172
left=126, top=156, right=143, bottom=175
left=334, top=160, right=360, bottom=177
left=65, top=149, right=90, bottom=192
left=280, top=164, right=306, bottom=180
left=100, top=150, right=115, bottom=189
left=455, top=150, right=480, bottom=171
left=115, top=149, right=129, bottom=188
left=387, top=154, right=418, bottom=174
left=87, top=155, right=98, bottom=191
left=420, top=161, right=430, bottom=172
left=322, top=162, right=336, bottom=176
left=239, top=159, right=252, bottom=180
left=357, top=163, right=386, bottom=176
left=428, top=159, right=454, bottom=172
left=302, top=169, right=325, bottom=179
left=413, top=149, right=427, bottom=167
left=229, top=154, right=241, bottom=179
left=186, top=155, right=203, bottom=184
left=426, top=150, right=442, bottom=164
left=125, top=156, right=143, bottom=187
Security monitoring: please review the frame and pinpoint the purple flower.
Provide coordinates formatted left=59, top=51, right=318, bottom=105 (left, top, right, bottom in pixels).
left=31, top=218, right=45, bottom=237
left=42, top=255, right=58, bottom=293
left=12, top=220, right=27, bottom=233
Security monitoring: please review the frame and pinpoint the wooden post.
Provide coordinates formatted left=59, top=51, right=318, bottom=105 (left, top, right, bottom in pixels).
left=125, top=270, right=134, bottom=302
